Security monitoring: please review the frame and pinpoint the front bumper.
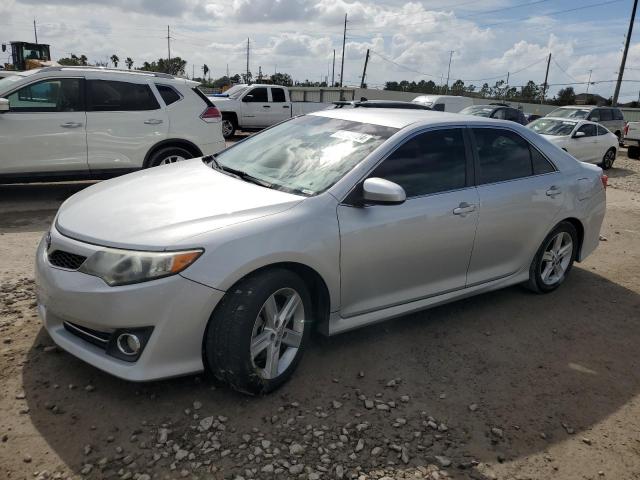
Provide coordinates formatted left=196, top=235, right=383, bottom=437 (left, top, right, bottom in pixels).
left=35, top=229, right=224, bottom=381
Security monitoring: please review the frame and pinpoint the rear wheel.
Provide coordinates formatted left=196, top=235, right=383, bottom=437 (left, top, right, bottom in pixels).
left=221, top=115, right=236, bottom=139
left=147, top=146, right=193, bottom=168
left=526, top=222, right=578, bottom=293
left=204, top=269, right=312, bottom=395
left=601, top=148, right=616, bottom=170
left=628, top=145, right=640, bottom=160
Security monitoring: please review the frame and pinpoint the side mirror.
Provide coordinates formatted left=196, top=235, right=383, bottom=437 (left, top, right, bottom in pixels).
left=573, top=131, right=586, bottom=138
left=0, top=98, right=9, bottom=112
left=242, top=94, right=254, bottom=102
left=362, top=178, right=406, bottom=205
left=590, top=117, right=599, bottom=122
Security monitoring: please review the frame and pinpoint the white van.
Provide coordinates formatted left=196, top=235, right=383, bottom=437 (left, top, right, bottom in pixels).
left=412, top=95, right=473, bottom=113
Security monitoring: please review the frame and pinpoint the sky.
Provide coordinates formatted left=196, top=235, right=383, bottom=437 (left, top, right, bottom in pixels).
left=2, top=0, right=640, bottom=101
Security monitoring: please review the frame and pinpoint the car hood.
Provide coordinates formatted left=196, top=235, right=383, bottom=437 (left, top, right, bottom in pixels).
left=55, top=159, right=304, bottom=250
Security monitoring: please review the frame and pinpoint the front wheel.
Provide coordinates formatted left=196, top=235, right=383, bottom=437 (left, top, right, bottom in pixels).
left=221, top=116, right=236, bottom=139
left=526, top=222, right=578, bottom=293
left=204, top=269, right=312, bottom=395
left=601, top=148, right=616, bottom=170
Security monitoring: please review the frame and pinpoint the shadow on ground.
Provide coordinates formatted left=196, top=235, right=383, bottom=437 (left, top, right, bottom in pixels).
left=20, top=266, right=640, bottom=478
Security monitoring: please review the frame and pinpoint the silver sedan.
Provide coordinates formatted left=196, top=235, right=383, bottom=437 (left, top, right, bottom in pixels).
left=35, top=109, right=607, bottom=394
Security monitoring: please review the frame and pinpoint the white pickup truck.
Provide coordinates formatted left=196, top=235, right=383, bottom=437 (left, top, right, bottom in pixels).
left=624, top=121, right=640, bottom=159
left=209, top=84, right=331, bottom=138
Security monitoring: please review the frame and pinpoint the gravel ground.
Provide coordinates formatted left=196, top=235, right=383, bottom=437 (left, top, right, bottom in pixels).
left=0, top=146, right=639, bottom=480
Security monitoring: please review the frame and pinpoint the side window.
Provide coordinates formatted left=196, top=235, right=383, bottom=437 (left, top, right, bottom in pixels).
left=613, top=108, right=624, bottom=120
left=588, top=109, right=600, bottom=122
left=271, top=88, right=286, bottom=102
left=599, top=108, right=613, bottom=121
left=597, top=125, right=609, bottom=136
left=472, top=128, right=533, bottom=184
left=432, top=103, right=445, bottom=112
left=577, top=124, right=597, bottom=137
left=88, top=80, right=160, bottom=111
left=492, top=108, right=506, bottom=120
left=369, top=128, right=467, bottom=198
left=155, top=85, right=181, bottom=106
left=7, top=78, right=83, bottom=112
left=505, top=108, right=521, bottom=122
left=244, top=87, right=268, bottom=102
left=531, top=147, right=556, bottom=175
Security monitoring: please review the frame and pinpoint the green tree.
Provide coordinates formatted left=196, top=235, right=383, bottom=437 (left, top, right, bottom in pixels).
left=110, top=54, right=119, bottom=68
left=79, top=55, right=88, bottom=66
left=141, top=57, right=187, bottom=76
left=271, top=72, right=293, bottom=86
left=450, top=79, right=465, bottom=95
left=58, top=54, right=82, bottom=66
left=479, top=83, right=490, bottom=98
left=555, top=87, right=576, bottom=106
left=520, top=80, right=540, bottom=102
left=125, top=57, right=134, bottom=70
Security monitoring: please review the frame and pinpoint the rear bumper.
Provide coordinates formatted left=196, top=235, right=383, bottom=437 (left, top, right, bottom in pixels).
left=35, top=230, right=224, bottom=381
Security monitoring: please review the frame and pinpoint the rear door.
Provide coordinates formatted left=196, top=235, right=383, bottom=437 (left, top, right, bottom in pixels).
left=85, top=78, right=168, bottom=171
left=0, top=77, right=87, bottom=175
left=239, top=87, right=270, bottom=127
left=466, top=127, right=562, bottom=285
left=269, top=87, right=291, bottom=123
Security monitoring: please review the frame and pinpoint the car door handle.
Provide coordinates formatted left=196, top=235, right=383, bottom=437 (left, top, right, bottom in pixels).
left=144, top=119, right=163, bottom=125
left=263, top=105, right=271, bottom=108
left=453, top=202, right=476, bottom=215
left=60, top=122, right=83, bottom=128
left=546, top=186, right=562, bottom=197
left=283, top=105, right=290, bottom=108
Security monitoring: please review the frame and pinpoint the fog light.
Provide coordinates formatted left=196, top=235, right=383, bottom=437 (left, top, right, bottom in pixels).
left=116, top=333, right=141, bottom=356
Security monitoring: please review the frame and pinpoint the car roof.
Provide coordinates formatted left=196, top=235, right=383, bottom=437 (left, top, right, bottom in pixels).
left=20, top=66, right=198, bottom=85
left=310, top=107, right=517, bottom=129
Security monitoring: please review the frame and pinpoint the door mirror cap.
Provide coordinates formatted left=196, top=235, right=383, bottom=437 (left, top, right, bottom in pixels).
left=242, top=94, right=254, bottom=102
left=0, top=98, right=9, bottom=112
left=362, top=177, right=406, bottom=205
left=573, top=131, right=586, bottom=138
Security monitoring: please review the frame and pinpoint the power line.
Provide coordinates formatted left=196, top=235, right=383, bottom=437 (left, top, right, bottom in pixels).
left=552, top=57, right=580, bottom=82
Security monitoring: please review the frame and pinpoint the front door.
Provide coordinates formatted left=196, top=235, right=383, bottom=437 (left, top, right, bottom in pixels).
left=240, top=87, right=271, bottom=128
left=268, top=87, right=291, bottom=124
left=0, top=77, right=87, bottom=175
left=337, top=127, right=479, bottom=317
left=466, top=127, right=563, bottom=284
left=568, top=123, right=598, bottom=163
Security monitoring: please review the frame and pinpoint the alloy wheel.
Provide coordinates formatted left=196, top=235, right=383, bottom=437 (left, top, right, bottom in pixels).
left=540, top=231, right=573, bottom=286
left=222, top=120, right=234, bottom=137
left=159, top=154, right=187, bottom=165
left=250, top=288, right=305, bottom=380
left=603, top=150, right=615, bottom=169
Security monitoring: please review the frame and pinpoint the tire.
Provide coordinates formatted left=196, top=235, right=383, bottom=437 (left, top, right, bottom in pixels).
left=601, top=148, right=616, bottom=170
left=221, top=115, right=236, bottom=139
left=615, top=131, right=622, bottom=146
left=147, top=146, right=193, bottom=168
left=628, top=145, right=640, bottom=160
left=526, top=221, right=578, bottom=294
left=204, top=268, right=313, bottom=395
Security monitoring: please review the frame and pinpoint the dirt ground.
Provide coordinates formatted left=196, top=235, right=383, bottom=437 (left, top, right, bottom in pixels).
left=1, top=148, right=639, bottom=480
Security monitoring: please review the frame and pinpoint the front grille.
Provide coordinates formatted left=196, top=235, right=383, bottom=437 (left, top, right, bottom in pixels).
left=64, top=321, right=111, bottom=349
left=48, top=250, right=87, bottom=270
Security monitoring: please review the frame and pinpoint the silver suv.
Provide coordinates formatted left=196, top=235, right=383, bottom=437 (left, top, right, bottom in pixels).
left=546, top=106, right=625, bottom=141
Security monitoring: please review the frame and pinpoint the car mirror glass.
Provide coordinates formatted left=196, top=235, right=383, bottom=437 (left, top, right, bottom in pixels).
left=573, top=131, right=586, bottom=138
left=242, top=94, right=254, bottom=102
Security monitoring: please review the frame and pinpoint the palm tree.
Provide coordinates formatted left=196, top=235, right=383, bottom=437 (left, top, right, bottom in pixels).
left=79, top=55, right=88, bottom=66
left=125, top=57, right=134, bottom=70
left=110, top=54, right=119, bottom=68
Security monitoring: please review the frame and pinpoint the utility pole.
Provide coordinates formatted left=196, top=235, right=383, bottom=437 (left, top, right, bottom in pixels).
left=339, top=14, right=347, bottom=87
left=192, top=64, right=195, bottom=80
left=445, top=50, right=454, bottom=93
left=360, top=49, right=370, bottom=89
left=33, top=19, right=38, bottom=44
left=613, top=0, right=638, bottom=105
left=258, top=65, right=262, bottom=82
left=586, top=69, right=593, bottom=94
left=331, top=49, right=336, bottom=86
left=541, top=52, right=551, bottom=104
left=504, top=72, right=510, bottom=101
left=246, top=38, right=250, bottom=84
left=167, top=25, right=171, bottom=62
left=226, top=63, right=229, bottom=79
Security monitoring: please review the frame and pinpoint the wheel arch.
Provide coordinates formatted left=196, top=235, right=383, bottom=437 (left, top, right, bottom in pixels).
left=221, top=111, right=239, bottom=125
left=560, top=217, right=585, bottom=261
left=143, top=139, right=204, bottom=168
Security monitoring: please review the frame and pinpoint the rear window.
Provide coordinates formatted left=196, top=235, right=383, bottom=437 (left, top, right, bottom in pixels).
left=612, top=108, right=624, bottom=120
left=599, top=109, right=613, bottom=121
left=271, top=88, right=286, bottom=102
left=156, top=85, right=181, bottom=105
left=88, top=80, right=160, bottom=111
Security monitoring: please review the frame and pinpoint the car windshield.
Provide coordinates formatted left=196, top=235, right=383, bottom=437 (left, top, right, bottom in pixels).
left=214, top=115, right=398, bottom=195
left=460, top=105, right=494, bottom=117
left=548, top=107, right=591, bottom=119
left=225, top=85, right=248, bottom=99
left=528, top=118, right=577, bottom=136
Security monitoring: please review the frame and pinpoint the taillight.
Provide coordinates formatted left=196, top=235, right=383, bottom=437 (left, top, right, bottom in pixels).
left=200, top=106, right=221, bottom=123
left=601, top=174, right=608, bottom=189
left=624, top=122, right=629, bottom=136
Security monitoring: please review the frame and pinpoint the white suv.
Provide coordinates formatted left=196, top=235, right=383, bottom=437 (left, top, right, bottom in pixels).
left=0, top=67, right=225, bottom=182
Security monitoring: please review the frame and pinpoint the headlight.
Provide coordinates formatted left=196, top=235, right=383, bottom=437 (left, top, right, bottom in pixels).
left=79, top=248, right=203, bottom=286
